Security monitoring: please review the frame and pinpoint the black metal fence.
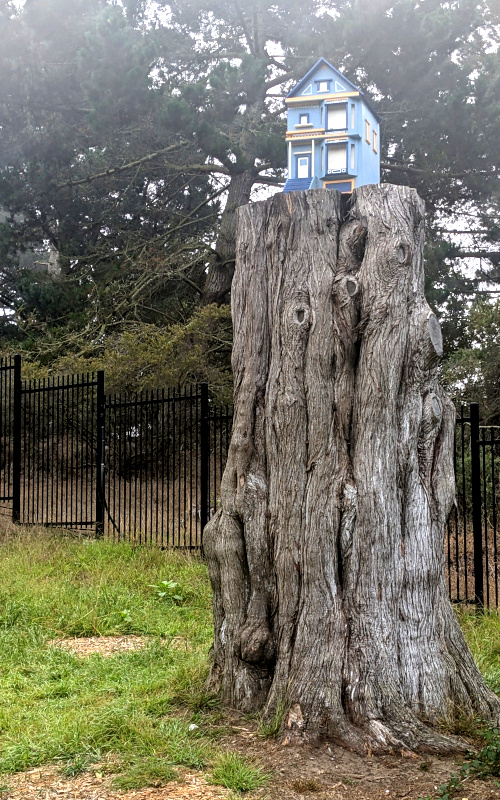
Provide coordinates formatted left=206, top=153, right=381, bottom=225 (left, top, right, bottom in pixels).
left=447, top=403, right=500, bottom=608
left=0, top=358, right=231, bottom=549
left=0, top=356, right=499, bottom=607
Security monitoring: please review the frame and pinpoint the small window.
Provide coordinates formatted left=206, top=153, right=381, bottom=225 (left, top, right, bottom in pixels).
left=365, top=120, right=370, bottom=143
left=350, top=144, right=355, bottom=170
left=351, top=104, right=356, bottom=128
left=318, top=81, right=329, bottom=92
left=299, top=113, right=309, bottom=125
left=373, top=130, right=378, bottom=153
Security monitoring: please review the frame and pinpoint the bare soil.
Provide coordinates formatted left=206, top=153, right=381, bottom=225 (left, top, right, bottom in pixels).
left=4, top=637, right=499, bottom=800
left=223, top=723, right=500, bottom=799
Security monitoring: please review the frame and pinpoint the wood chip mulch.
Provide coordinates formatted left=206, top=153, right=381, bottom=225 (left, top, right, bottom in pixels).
left=48, top=636, right=190, bottom=657
left=48, top=636, right=149, bottom=657
left=1, top=767, right=226, bottom=800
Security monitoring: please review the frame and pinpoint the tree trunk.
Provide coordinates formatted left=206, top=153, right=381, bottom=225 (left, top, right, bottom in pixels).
left=203, top=185, right=500, bottom=753
left=201, top=169, right=256, bottom=306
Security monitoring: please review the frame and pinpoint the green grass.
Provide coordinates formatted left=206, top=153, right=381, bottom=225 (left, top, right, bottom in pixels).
left=456, top=606, right=500, bottom=695
left=0, top=528, right=222, bottom=787
left=5, top=528, right=500, bottom=797
left=209, top=752, right=269, bottom=793
left=111, top=756, right=177, bottom=790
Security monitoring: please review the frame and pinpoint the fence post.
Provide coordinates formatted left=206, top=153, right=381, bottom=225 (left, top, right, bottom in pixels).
left=95, top=370, right=105, bottom=537
left=470, top=402, right=484, bottom=607
left=12, top=354, right=21, bottom=523
left=200, top=382, right=210, bottom=545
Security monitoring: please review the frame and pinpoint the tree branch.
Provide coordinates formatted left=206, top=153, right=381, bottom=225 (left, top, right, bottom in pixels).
left=54, top=141, right=190, bottom=189
left=254, top=175, right=284, bottom=187
left=458, top=250, right=500, bottom=261
left=265, top=70, right=302, bottom=90
left=381, top=161, right=496, bottom=180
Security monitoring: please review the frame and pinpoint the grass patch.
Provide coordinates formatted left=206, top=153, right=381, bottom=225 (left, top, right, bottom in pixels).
left=0, top=528, right=218, bottom=786
left=209, top=751, right=269, bottom=793
left=111, top=756, right=177, bottom=790
left=5, top=528, right=500, bottom=796
left=455, top=606, right=500, bottom=695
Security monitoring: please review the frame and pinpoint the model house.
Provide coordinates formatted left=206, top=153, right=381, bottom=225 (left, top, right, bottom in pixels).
left=283, top=58, right=380, bottom=194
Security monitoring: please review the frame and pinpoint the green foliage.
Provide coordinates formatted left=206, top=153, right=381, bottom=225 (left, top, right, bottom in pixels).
left=59, top=750, right=101, bottom=777
left=0, top=0, right=219, bottom=349
left=456, top=608, right=500, bottom=696
left=419, top=727, right=500, bottom=799
left=148, top=580, right=184, bottom=605
left=11, top=304, right=233, bottom=405
left=443, top=298, right=500, bottom=423
left=1, top=0, right=500, bottom=403
left=0, top=533, right=212, bottom=639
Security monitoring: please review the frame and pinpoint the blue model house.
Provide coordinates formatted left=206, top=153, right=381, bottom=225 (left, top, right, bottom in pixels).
left=283, top=58, right=381, bottom=194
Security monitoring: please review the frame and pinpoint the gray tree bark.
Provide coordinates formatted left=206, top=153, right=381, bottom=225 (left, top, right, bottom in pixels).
left=203, top=185, right=500, bottom=753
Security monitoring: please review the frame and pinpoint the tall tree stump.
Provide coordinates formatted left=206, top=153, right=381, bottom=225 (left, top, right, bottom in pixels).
left=203, top=185, right=500, bottom=752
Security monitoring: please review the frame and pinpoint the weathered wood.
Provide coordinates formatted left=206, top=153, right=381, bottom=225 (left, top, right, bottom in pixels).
left=203, top=185, right=500, bottom=753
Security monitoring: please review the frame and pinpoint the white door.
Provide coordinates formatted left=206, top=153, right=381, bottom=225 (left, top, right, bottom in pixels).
left=297, top=156, right=310, bottom=179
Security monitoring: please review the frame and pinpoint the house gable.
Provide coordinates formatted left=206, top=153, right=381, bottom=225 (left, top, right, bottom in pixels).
left=287, top=58, right=358, bottom=100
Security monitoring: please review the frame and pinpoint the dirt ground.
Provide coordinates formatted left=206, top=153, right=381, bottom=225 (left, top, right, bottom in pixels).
left=3, top=736, right=500, bottom=800
left=3, top=636, right=499, bottom=800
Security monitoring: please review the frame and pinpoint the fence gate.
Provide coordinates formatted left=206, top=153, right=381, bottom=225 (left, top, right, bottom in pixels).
left=17, top=371, right=104, bottom=530
left=105, top=385, right=206, bottom=548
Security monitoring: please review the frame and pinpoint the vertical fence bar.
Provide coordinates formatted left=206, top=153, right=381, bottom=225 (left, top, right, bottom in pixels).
left=200, top=382, right=209, bottom=543
left=189, top=386, right=194, bottom=549
left=481, top=428, right=490, bottom=608
left=460, top=405, right=469, bottom=601
left=96, top=370, right=105, bottom=537
left=160, top=389, right=165, bottom=548
left=491, top=427, right=498, bottom=608
left=452, top=422, right=459, bottom=601
left=12, top=354, right=21, bottom=523
left=470, top=402, right=484, bottom=607
left=183, top=388, right=187, bottom=547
